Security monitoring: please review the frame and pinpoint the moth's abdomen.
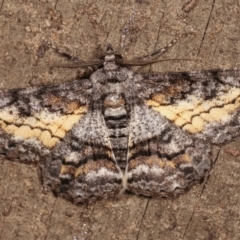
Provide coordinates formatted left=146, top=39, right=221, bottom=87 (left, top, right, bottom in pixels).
left=103, top=94, right=130, bottom=170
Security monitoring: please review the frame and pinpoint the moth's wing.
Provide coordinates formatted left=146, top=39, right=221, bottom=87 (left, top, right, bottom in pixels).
left=0, top=79, right=91, bottom=162
left=127, top=69, right=240, bottom=197
left=126, top=103, right=212, bottom=197
left=139, top=69, right=240, bottom=144
left=0, top=80, right=122, bottom=203
left=41, top=110, right=123, bottom=204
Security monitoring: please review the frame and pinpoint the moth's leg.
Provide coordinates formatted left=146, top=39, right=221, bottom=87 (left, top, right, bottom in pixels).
left=50, top=44, right=82, bottom=62
left=138, top=35, right=182, bottom=61
left=47, top=43, right=101, bottom=71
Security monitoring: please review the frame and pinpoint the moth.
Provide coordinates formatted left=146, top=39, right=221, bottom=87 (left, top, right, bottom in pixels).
left=1, top=42, right=240, bottom=204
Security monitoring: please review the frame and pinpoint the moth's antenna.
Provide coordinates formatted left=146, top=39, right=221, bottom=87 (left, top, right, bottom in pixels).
left=120, top=58, right=196, bottom=66
left=50, top=61, right=102, bottom=69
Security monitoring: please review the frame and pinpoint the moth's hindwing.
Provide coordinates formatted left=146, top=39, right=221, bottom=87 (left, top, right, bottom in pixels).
left=126, top=104, right=212, bottom=197
left=41, top=110, right=123, bottom=203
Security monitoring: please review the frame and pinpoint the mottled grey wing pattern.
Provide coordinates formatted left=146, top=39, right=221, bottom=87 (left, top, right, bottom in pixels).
left=141, top=69, right=240, bottom=143
left=126, top=69, right=240, bottom=197
left=0, top=78, right=122, bottom=203
left=0, top=78, right=91, bottom=160
left=126, top=103, right=211, bottom=197
left=41, top=110, right=123, bottom=203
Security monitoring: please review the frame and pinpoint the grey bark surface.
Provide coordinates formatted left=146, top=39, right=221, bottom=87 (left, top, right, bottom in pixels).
left=0, top=0, right=240, bottom=239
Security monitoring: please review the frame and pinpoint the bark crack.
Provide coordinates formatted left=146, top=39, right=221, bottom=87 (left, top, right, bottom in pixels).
left=182, top=147, right=221, bottom=239
left=44, top=199, right=57, bottom=240
left=197, top=0, right=216, bottom=55
left=136, top=199, right=150, bottom=240
left=0, top=0, right=4, bottom=12
left=54, top=0, right=59, bottom=9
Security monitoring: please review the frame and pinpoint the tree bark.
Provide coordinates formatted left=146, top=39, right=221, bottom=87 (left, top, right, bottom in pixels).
left=1, top=0, right=240, bottom=239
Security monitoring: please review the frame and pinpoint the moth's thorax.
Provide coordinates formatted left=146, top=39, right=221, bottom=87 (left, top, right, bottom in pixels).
left=90, top=64, right=135, bottom=98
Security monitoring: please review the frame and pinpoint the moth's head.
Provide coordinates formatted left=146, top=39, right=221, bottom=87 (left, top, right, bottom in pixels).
left=106, top=44, right=114, bottom=54
left=103, top=44, right=122, bottom=71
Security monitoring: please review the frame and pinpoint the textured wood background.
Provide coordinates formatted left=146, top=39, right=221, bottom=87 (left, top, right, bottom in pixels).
left=0, top=0, right=240, bottom=239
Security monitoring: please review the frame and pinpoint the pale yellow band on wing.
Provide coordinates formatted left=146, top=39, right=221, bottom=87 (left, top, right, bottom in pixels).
left=0, top=106, right=87, bottom=148
left=146, top=87, right=240, bottom=134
